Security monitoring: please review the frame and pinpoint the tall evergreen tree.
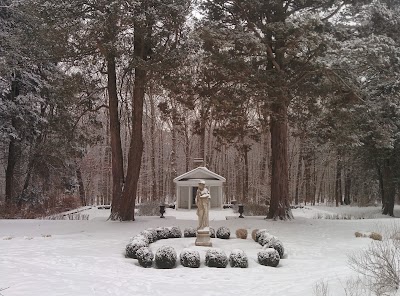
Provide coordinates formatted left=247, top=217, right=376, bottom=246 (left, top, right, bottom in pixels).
left=198, top=0, right=364, bottom=219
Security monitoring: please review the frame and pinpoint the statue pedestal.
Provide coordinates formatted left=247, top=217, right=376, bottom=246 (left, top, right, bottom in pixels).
left=195, top=228, right=212, bottom=247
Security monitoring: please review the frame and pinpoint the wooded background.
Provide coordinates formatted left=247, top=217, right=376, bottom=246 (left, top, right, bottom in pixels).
left=1, top=0, right=399, bottom=219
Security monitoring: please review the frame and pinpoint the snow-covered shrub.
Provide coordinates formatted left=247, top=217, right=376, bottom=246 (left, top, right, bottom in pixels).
left=355, top=231, right=364, bottom=238
left=255, top=229, right=267, bottom=242
left=168, top=226, right=182, bottom=238
left=229, top=249, right=248, bottom=268
left=180, top=249, right=200, bottom=268
left=252, top=229, right=259, bottom=241
left=216, top=227, right=230, bottom=239
left=209, top=227, right=215, bottom=238
left=258, top=248, right=280, bottom=267
left=184, top=227, right=197, bottom=238
left=144, top=228, right=158, bottom=243
left=138, top=230, right=155, bottom=243
left=131, top=234, right=150, bottom=245
left=369, top=232, right=382, bottom=241
left=205, top=249, right=228, bottom=268
left=258, top=232, right=277, bottom=246
left=126, top=239, right=149, bottom=259
left=354, top=231, right=382, bottom=241
left=156, top=227, right=170, bottom=240
left=236, top=228, right=248, bottom=239
left=136, top=247, right=154, bottom=268
left=263, top=238, right=284, bottom=258
left=155, top=246, right=177, bottom=269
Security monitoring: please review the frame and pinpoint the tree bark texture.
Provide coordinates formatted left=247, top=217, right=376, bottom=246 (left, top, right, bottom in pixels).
left=382, top=159, right=395, bottom=216
left=107, top=54, right=125, bottom=220
left=335, top=156, right=342, bottom=207
left=268, top=102, right=293, bottom=220
left=294, top=139, right=303, bottom=205
left=149, top=92, right=157, bottom=200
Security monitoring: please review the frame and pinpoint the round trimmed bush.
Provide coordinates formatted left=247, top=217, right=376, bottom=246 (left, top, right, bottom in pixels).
left=236, top=228, right=248, bottom=239
left=180, top=249, right=201, bottom=268
left=168, top=226, right=182, bottom=238
left=155, top=246, right=177, bottom=269
left=136, top=247, right=154, bottom=268
left=258, top=232, right=277, bottom=246
left=209, top=227, right=215, bottom=238
left=131, top=234, right=150, bottom=245
left=229, top=249, right=248, bottom=268
left=251, top=229, right=259, bottom=241
left=263, top=238, right=284, bottom=258
left=258, top=248, right=280, bottom=267
left=255, top=229, right=267, bottom=242
left=216, top=227, right=230, bottom=239
left=126, top=239, right=148, bottom=259
left=205, top=249, right=228, bottom=268
left=184, top=227, right=197, bottom=238
left=156, top=227, right=170, bottom=240
left=140, top=229, right=157, bottom=243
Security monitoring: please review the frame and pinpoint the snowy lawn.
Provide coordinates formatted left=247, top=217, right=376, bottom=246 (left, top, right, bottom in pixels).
left=1, top=206, right=400, bottom=296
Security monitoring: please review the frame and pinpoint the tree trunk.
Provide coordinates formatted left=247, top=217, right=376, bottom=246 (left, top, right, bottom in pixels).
left=76, top=166, right=86, bottom=206
left=158, top=130, right=164, bottom=201
left=117, top=23, right=148, bottom=220
left=107, top=53, right=125, bottom=220
left=382, top=159, right=395, bottom=216
left=5, top=139, right=18, bottom=205
left=312, top=154, right=317, bottom=205
left=335, top=156, right=342, bottom=207
left=317, top=167, right=327, bottom=204
left=118, top=65, right=145, bottom=220
left=344, top=168, right=351, bottom=205
left=267, top=102, right=293, bottom=220
left=149, top=91, right=157, bottom=200
left=199, top=110, right=206, bottom=163
left=170, top=119, right=178, bottom=201
left=294, top=138, right=303, bottom=205
left=184, top=121, right=190, bottom=171
left=377, top=162, right=384, bottom=208
left=259, top=129, right=269, bottom=201
left=243, top=146, right=249, bottom=203
left=304, top=147, right=312, bottom=206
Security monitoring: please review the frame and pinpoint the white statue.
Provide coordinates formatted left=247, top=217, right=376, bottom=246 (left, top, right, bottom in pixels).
left=195, top=180, right=210, bottom=230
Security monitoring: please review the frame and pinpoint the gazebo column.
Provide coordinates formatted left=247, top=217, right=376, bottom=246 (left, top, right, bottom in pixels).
left=176, top=185, right=180, bottom=210
left=189, top=186, right=192, bottom=210
left=219, top=186, right=223, bottom=208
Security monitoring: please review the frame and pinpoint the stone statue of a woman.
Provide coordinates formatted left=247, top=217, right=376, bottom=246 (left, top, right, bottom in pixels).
left=195, top=180, right=210, bottom=230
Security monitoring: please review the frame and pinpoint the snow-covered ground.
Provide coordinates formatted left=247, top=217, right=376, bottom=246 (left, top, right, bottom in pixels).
left=1, top=206, right=399, bottom=296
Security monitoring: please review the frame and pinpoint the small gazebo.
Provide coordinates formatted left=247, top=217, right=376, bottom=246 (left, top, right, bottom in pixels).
left=173, top=167, right=226, bottom=210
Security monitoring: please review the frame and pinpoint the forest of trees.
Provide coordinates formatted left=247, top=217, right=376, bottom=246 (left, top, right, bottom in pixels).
left=1, top=0, right=400, bottom=220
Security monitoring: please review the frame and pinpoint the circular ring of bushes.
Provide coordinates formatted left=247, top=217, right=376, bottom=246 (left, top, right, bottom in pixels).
left=125, top=226, right=284, bottom=269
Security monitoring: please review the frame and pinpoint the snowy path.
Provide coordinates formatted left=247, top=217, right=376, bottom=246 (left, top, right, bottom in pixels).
left=1, top=208, right=399, bottom=296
